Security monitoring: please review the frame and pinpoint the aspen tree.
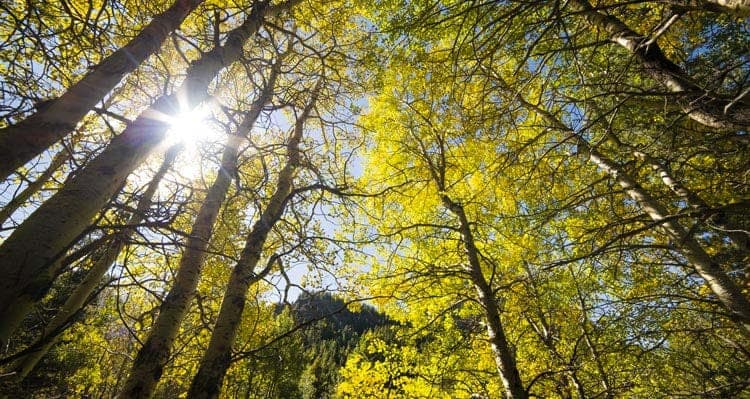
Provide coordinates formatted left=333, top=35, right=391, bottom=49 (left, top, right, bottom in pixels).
left=568, top=0, right=750, bottom=131
left=0, top=0, right=205, bottom=180
left=0, top=0, right=299, bottom=346
left=187, top=80, right=321, bottom=399
left=118, top=53, right=285, bottom=399
left=512, top=92, right=750, bottom=331
left=8, top=144, right=182, bottom=382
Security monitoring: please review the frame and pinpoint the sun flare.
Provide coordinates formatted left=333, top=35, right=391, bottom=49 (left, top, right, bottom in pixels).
left=165, top=108, right=218, bottom=147
left=164, top=107, right=224, bottom=178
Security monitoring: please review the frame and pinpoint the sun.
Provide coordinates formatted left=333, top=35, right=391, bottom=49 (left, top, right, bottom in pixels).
left=165, top=107, right=218, bottom=148
left=164, top=107, right=224, bottom=178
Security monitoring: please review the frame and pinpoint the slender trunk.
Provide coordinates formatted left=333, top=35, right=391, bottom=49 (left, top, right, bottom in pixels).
left=515, top=96, right=750, bottom=331
left=0, top=146, right=71, bottom=228
left=580, top=141, right=750, bottom=330
left=569, top=0, right=750, bottom=131
left=0, top=0, right=293, bottom=347
left=632, top=150, right=749, bottom=253
left=118, top=59, right=283, bottom=398
left=8, top=145, right=181, bottom=381
left=442, top=197, right=528, bottom=399
left=0, top=0, right=205, bottom=181
left=186, top=85, right=318, bottom=399
left=416, top=108, right=526, bottom=398
left=118, top=134, right=240, bottom=399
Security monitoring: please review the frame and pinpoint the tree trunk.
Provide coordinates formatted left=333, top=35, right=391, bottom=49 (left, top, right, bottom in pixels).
left=0, top=0, right=293, bottom=347
left=186, top=85, right=318, bottom=399
left=8, top=144, right=181, bottom=381
left=515, top=94, right=750, bottom=331
left=569, top=0, right=750, bottom=131
left=118, top=57, right=284, bottom=399
left=442, top=197, right=528, bottom=399
left=580, top=140, right=750, bottom=331
left=118, top=136, right=239, bottom=399
left=631, top=150, right=749, bottom=254
left=0, top=0, right=205, bottom=181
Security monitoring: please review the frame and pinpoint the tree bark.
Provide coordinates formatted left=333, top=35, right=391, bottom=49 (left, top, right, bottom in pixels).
left=0, top=0, right=293, bottom=347
left=0, top=0, right=205, bottom=181
left=414, top=112, right=526, bottom=398
left=569, top=0, right=750, bottom=131
left=486, top=68, right=750, bottom=331
left=519, top=98, right=750, bottom=331
left=186, top=84, right=318, bottom=399
left=8, top=144, right=181, bottom=381
left=631, top=150, right=749, bottom=254
left=442, top=197, right=528, bottom=399
left=580, top=141, right=750, bottom=331
left=118, top=56, right=283, bottom=399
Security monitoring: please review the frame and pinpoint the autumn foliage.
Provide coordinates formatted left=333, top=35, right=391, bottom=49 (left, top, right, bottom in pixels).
left=0, top=1, right=748, bottom=398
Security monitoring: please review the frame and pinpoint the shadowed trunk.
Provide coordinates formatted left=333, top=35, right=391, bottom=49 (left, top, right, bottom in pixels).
left=118, top=57, right=283, bottom=399
left=442, top=197, right=528, bottom=399
left=570, top=0, right=750, bottom=131
left=186, top=84, right=319, bottom=399
left=0, top=0, right=205, bottom=181
left=8, top=144, right=181, bottom=381
left=0, top=0, right=295, bottom=347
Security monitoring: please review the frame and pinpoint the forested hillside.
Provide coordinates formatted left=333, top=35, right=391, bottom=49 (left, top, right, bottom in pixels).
left=0, top=0, right=748, bottom=398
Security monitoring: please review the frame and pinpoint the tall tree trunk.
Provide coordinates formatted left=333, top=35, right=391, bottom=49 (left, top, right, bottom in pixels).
left=483, top=69, right=750, bottom=330
left=580, top=140, right=750, bottom=331
left=441, top=197, right=528, bottom=399
left=520, top=98, right=750, bottom=331
left=0, top=0, right=205, bottom=181
left=118, top=59, right=283, bottom=399
left=0, top=0, right=296, bottom=347
left=417, top=116, right=526, bottom=398
left=569, top=0, right=750, bottom=131
left=8, top=144, right=181, bottom=381
left=186, top=85, right=318, bottom=399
